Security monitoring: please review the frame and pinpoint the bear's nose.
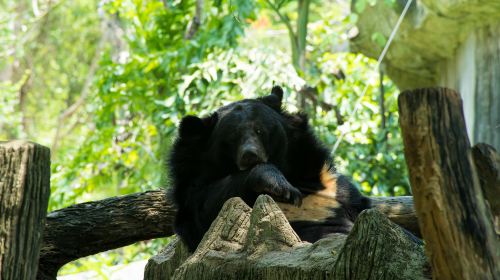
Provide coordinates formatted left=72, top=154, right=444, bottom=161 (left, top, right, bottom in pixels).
left=238, top=149, right=263, bottom=170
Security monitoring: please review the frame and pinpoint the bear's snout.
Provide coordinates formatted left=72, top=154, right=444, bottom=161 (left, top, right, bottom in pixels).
left=237, top=140, right=267, bottom=170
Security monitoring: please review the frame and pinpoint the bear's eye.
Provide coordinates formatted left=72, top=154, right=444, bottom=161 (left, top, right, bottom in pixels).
left=256, top=128, right=262, bottom=135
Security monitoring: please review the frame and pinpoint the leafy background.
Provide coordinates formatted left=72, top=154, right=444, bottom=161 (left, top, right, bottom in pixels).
left=0, top=0, right=408, bottom=277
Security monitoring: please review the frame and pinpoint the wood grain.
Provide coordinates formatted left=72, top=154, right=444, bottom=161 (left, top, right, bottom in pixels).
left=0, top=141, right=50, bottom=280
left=37, top=190, right=175, bottom=279
left=398, top=88, right=499, bottom=279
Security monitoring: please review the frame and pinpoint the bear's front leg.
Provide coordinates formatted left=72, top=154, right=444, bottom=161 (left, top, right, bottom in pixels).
left=245, top=163, right=302, bottom=206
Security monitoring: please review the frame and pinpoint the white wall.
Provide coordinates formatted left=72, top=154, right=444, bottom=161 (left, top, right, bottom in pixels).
left=439, top=32, right=476, bottom=140
left=439, top=23, right=500, bottom=150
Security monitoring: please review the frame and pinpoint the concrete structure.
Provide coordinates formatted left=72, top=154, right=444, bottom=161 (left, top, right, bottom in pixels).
left=350, top=0, right=500, bottom=149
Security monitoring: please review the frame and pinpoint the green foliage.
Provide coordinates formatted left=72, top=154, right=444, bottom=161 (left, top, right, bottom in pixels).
left=371, top=32, right=387, bottom=47
left=50, top=0, right=257, bottom=209
left=310, top=53, right=409, bottom=196
left=306, top=9, right=409, bottom=195
left=0, top=77, right=25, bottom=139
left=1, top=0, right=101, bottom=141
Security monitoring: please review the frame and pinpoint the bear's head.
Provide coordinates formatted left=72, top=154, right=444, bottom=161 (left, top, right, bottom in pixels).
left=178, top=86, right=293, bottom=173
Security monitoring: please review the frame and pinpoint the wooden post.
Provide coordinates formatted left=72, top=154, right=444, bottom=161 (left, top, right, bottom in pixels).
left=0, top=141, right=51, bottom=279
left=398, top=88, right=499, bottom=279
left=472, top=143, right=500, bottom=233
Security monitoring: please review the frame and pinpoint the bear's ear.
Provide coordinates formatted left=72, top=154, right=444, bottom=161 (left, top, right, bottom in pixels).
left=179, top=113, right=218, bottom=139
left=260, top=85, right=283, bottom=111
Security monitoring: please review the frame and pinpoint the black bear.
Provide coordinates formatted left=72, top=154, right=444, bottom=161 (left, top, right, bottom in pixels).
left=169, top=86, right=371, bottom=252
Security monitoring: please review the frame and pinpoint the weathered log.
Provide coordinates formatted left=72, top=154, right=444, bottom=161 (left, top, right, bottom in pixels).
left=144, top=237, right=190, bottom=280
left=332, top=208, right=429, bottom=280
left=278, top=193, right=421, bottom=237
left=37, top=187, right=423, bottom=278
left=37, top=190, right=175, bottom=280
left=472, top=143, right=500, bottom=233
left=0, top=141, right=51, bottom=280
left=370, top=195, right=420, bottom=237
left=144, top=195, right=429, bottom=280
left=398, top=88, right=500, bottom=279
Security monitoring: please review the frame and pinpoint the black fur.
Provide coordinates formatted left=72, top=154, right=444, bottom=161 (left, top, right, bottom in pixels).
left=169, top=86, right=371, bottom=252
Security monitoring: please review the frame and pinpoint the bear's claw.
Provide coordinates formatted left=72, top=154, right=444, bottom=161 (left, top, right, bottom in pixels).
left=247, top=163, right=303, bottom=207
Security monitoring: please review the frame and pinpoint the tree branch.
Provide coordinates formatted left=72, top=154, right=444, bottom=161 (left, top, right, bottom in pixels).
left=18, top=71, right=32, bottom=135
left=37, top=190, right=175, bottom=280
left=37, top=187, right=422, bottom=279
left=299, top=86, right=344, bottom=125
left=296, top=0, right=310, bottom=70
left=264, top=0, right=298, bottom=67
left=184, top=0, right=203, bottom=39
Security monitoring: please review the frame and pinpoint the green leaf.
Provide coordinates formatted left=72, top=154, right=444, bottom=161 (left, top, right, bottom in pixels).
left=354, top=0, right=367, bottom=13
left=371, top=32, right=387, bottom=47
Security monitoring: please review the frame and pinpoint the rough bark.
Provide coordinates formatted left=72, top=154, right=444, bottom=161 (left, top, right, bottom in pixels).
left=398, top=88, right=500, bottom=279
left=144, top=195, right=429, bottom=280
left=38, top=188, right=423, bottom=278
left=370, top=195, right=420, bottom=237
left=144, top=237, right=190, bottom=280
left=184, top=0, right=203, bottom=39
left=37, top=190, right=175, bottom=280
left=472, top=143, right=500, bottom=233
left=0, top=140, right=51, bottom=280
left=331, top=209, right=429, bottom=280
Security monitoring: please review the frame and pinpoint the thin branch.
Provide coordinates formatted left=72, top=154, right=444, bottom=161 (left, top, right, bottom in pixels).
left=184, top=0, right=203, bottom=39
left=264, top=0, right=298, bottom=55
left=379, top=69, right=386, bottom=129
left=296, top=0, right=310, bottom=69
left=18, top=71, right=32, bottom=135
left=299, top=86, right=344, bottom=125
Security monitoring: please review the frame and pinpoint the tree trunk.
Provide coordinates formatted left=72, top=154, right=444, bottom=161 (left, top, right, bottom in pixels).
left=144, top=237, right=191, bottom=280
left=472, top=143, right=500, bottom=233
left=144, top=195, right=429, bottom=280
left=37, top=190, right=175, bottom=280
left=398, top=88, right=500, bottom=279
left=0, top=140, right=50, bottom=280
